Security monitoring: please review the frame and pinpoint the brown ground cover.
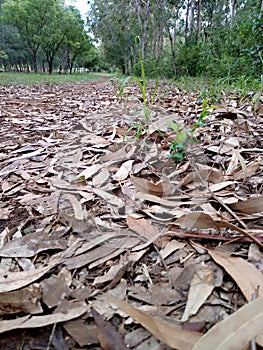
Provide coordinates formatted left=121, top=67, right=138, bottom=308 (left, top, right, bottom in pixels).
left=0, top=80, right=263, bottom=349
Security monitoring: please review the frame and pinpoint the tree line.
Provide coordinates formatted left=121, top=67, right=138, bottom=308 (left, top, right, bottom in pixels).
left=0, top=0, right=98, bottom=74
left=88, top=0, right=263, bottom=78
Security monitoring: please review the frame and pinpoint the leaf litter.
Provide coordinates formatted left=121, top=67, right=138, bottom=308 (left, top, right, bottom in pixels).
left=0, top=80, right=263, bottom=349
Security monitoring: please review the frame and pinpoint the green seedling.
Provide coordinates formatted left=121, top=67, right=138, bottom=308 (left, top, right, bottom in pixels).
left=168, top=100, right=216, bottom=162
left=194, top=99, right=217, bottom=128
left=167, top=120, right=197, bottom=162
left=126, top=121, right=145, bottom=140
left=110, top=76, right=132, bottom=102
left=133, top=36, right=159, bottom=128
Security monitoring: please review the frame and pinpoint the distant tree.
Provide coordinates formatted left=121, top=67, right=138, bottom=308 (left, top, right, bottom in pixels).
left=62, top=6, right=97, bottom=74
left=88, top=0, right=139, bottom=74
left=40, top=4, right=70, bottom=74
left=2, top=0, right=64, bottom=72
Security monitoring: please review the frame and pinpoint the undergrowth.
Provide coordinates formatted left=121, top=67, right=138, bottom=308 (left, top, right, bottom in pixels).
left=175, top=75, right=262, bottom=104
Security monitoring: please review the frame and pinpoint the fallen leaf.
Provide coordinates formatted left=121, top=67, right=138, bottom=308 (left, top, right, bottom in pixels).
left=0, top=230, right=67, bottom=258
left=106, top=294, right=201, bottom=350
left=126, top=216, right=163, bottom=246
left=0, top=301, right=88, bottom=335
left=192, top=297, right=263, bottom=350
left=0, top=283, right=42, bottom=315
left=229, top=196, right=263, bottom=214
left=207, top=249, right=263, bottom=301
left=91, top=307, right=128, bottom=350
left=175, top=212, right=219, bottom=230
left=131, top=176, right=170, bottom=197
left=112, top=159, right=134, bottom=181
left=0, top=261, right=58, bottom=293
left=182, top=262, right=215, bottom=322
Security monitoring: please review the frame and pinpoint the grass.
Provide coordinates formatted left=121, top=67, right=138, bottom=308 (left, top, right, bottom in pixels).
left=174, top=75, right=262, bottom=103
left=0, top=72, right=113, bottom=86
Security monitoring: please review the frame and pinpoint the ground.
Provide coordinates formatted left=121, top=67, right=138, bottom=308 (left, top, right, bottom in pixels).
left=0, top=79, right=262, bottom=350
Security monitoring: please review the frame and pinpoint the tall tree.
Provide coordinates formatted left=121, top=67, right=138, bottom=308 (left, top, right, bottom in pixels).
left=62, top=6, right=96, bottom=74
left=2, top=0, right=64, bottom=72
left=89, top=0, right=139, bottom=74
left=41, top=4, right=70, bottom=73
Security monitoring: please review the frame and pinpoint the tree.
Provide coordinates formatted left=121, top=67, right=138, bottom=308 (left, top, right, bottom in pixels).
left=63, top=6, right=97, bottom=74
left=88, top=0, right=139, bottom=74
left=2, top=0, right=65, bottom=72
left=40, top=4, right=70, bottom=74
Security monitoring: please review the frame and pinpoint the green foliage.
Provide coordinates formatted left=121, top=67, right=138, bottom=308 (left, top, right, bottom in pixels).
left=88, top=0, right=262, bottom=81
left=195, top=100, right=217, bottom=127
left=110, top=76, right=132, bottom=101
left=0, top=49, right=8, bottom=60
left=0, top=0, right=98, bottom=73
left=168, top=121, right=197, bottom=162
left=168, top=100, right=217, bottom=162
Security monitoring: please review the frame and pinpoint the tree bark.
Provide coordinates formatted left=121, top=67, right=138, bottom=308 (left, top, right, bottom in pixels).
left=141, top=0, right=151, bottom=61
left=33, top=51, right=38, bottom=73
left=188, top=0, right=196, bottom=37
left=168, top=29, right=177, bottom=75
left=231, top=0, right=237, bottom=26
left=196, top=0, right=202, bottom=41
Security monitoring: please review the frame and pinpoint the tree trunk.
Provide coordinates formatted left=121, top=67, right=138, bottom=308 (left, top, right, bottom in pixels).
left=141, top=0, right=151, bottom=61
left=48, top=60, right=53, bottom=74
left=196, top=0, right=202, bottom=41
left=231, top=0, right=237, bottom=26
left=185, top=0, right=190, bottom=39
left=188, top=0, right=196, bottom=37
left=167, top=29, right=177, bottom=75
left=69, top=62, right=74, bottom=74
left=33, top=51, right=38, bottom=73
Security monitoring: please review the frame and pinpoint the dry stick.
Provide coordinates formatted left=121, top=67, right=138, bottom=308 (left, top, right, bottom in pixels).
left=250, top=291, right=258, bottom=350
left=190, top=160, right=263, bottom=249
left=46, top=323, right=56, bottom=350
left=218, top=221, right=263, bottom=249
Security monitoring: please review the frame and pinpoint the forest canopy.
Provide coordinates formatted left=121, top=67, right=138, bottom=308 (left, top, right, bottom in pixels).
left=0, top=0, right=262, bottom=78
left=88, top=0, right=263, bottom=78
left=0, top=0, right=98, bottom=73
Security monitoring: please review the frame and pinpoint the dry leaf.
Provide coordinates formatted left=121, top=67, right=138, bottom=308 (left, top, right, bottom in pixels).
left=0, top=262, right=58, bottom=293
left=0, top=301, right=88, bottom=335
left=192, top=297, right=263, bottom=350
left=175, top=212, right=219, bottom=230
left=207, top=249, right=263, bottom=301
left=126, top=216, right=162, bottom=246
left=229, top=196, right=263, bottom=214
left=91, top=308, right=128, bottom=350
left=106, top=294, right=201, bottom=350
left=182, top=262, right=215, bottom=322
left=0, top=231, right=67, bottom=258
left=131, top=176, right=170, bottom=197
left=0, top=283, right=42, bottom=315
left=112, top=159, right=134, bottom=181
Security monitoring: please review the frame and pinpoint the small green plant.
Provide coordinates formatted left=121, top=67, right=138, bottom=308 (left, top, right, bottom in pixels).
left=194, top=99, right=217, bottom=128
left=126, top=120, right=144, bottom=140
left=168, top=100, right=217, bottom=162
left=110, top=76, right=131, bottom=102
left=133, top=36, right=159, bottom=126
left=167, top=121, right=197, bottom=162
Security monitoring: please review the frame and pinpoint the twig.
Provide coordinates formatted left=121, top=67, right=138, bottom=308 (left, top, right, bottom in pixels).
left=46, top=323, right=56, bottom=350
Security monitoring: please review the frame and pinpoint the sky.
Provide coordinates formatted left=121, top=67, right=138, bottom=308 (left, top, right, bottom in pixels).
left=64, top=0, right=90, bottom=20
